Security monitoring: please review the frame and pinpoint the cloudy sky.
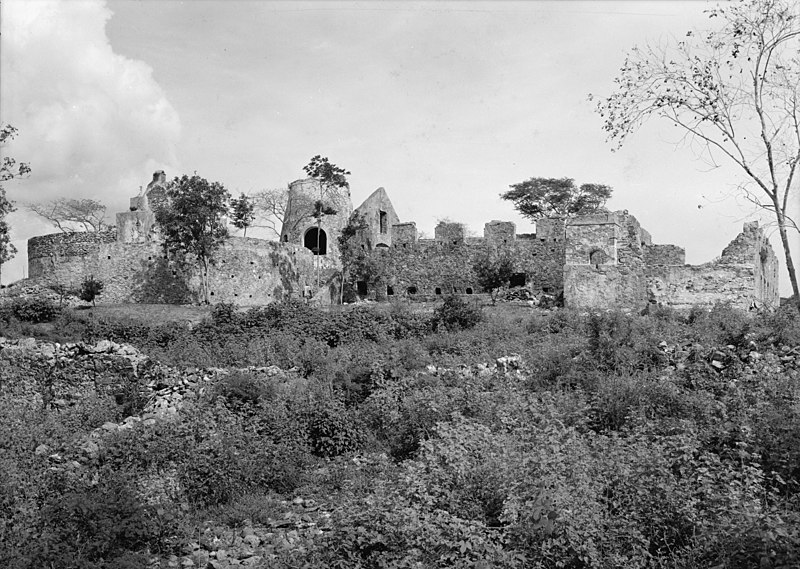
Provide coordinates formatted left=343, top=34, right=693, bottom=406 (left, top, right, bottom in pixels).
left=1, top=0, right=797, bottom=294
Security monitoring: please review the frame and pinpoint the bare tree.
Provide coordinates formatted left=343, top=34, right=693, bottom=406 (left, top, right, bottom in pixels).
left=594, top=0, right=800, bottom=308
left=28, top=198, right=109, bottom=233
left=251, top=187, right=315, bottom=240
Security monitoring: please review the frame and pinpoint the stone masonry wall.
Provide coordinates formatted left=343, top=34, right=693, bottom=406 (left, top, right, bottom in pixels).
left=646, top=221, right=780, bottom=310
left=360, top=235, right=565, bottom=300
left=645, top=245, right=686, bottom=266
left=27, top=233, right=319, bottom=306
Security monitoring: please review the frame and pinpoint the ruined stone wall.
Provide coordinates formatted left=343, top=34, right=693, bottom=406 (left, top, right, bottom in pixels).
left=359, top=235, right=565, bottom=300
left=28, top=233, right=319, bottom=306
left=645, top=245, right=686, bottom=266
left=646, top=221, right=779, bottom=310
left=563, top=212, right=650, bottom=310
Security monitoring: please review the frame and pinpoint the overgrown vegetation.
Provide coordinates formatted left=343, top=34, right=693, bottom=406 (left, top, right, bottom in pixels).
left=1, top=298, right=800, bottom=568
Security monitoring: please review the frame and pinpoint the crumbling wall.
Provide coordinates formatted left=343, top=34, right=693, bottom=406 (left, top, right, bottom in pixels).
left=645, top=245, right=686, bottom=266
left=484, top=221, right=516, bottom=245
left=563, top=212, right=649, bottom=310
left=354, top=231, right=565, bottom=300
left=353, top=187, right=400, bottom=248
left=646, top=221, right=779, bottom=310
left=27, top=233, right=317, bottom=306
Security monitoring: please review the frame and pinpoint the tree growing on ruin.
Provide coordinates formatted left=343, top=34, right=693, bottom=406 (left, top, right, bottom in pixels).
left=28, top=198, right=109, bottom=233
left=78, top=275, right=104, bottom=307
left=303, top=155, right=350, bottom=286
left=230, top=193, right=255, bottom=237
left=155, top=174, right=230, bottom=304
left=501, top=178, right=612, bottom=220
left=473, top=251, right=515, bottom=305
left=0, top=125, right=30, bottom=285
left=337, top=212, right=383, bottom=303
left=594, top=0, right=800, bottom=308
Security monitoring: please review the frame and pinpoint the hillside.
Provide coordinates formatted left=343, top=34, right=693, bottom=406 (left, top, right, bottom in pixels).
left=1, top=296, right=799, bottom=568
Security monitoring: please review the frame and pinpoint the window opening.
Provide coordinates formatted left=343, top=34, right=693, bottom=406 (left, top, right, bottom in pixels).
left=510, top=273, right=526, bottom=288
left=304, top=227, right=327, bottom=255
left=387, top=285, right=394, bottom=296
left=356, top=281, right=368, bottom=296
left=379, top=210, right=388, bottom=234
left=435, top=287, right=442, bottom=295
left=407, top=286, right=418, bottom=295
left=466, top=287, right=473, bottom=294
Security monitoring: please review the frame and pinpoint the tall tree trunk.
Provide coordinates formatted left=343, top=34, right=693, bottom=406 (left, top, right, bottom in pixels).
left=775, top=207, right=800, bottom=312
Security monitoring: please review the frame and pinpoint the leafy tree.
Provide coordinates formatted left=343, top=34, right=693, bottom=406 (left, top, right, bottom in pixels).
left=473, top=251, right=515, bottom=305
left=337, top=212, right=384, bottom=303
left=154, top=174, right=230, bottom=304
left=28, top=198, right=108, bottom=233
left=229, top=193, right=255, bottom=237
left=0, top=125, right=29, bottom=286
left=303, top=155, right=350, bottom=286
left=594, top=0, right=800, bottom=308
left=78, top=275, right=104, bottom=307
left=501, top=177, right=612, bottom=220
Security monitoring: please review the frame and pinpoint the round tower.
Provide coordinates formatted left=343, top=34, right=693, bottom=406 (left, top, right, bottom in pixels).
left=280, top=177, right=353, bottom=266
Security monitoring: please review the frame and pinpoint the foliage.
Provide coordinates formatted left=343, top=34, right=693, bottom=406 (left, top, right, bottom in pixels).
left=0, top=297, right=62, bottom=323
left=4, top=300, right=800, bottom=567
left=0, top=125, right=28, bottom=285
left=154, top=174, right=230, bottom=304
left=501, top=176, right=612, bottom=219
left=229, top=192, right=255, bottom=237
left=78, top=275, right=104, bottom=306
left=594, top=0, right=800, bottom=307
left=473, top=250, right=515, bottom=305
left=28, top=198, right=109, bottom=233
left=303, top=155, right=351, bottom=190
left=433, top=294, right=483, bottom=331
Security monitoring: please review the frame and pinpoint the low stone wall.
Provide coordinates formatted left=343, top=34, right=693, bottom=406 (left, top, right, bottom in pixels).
left=646, top=264, right=761, bottom=310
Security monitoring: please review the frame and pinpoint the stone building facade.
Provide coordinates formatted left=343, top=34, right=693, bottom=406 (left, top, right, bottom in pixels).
left=26, top=172, right=780, bottom=311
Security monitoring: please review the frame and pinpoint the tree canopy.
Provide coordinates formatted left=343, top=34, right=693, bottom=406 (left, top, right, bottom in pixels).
left=594, top=0, right=800, bottom=306
left=0, top=125, right=29, bottom=285
left=154, top=174, right=230, bottom=304
left=501, top=177, right=612, bottom=220
left=230, top=193, right=255, bottom=237
left=28, top=198, right=108, bottom=233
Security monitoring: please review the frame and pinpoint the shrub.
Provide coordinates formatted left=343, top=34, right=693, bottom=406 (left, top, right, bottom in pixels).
left=78, top=275, right=104, bottom=306
left=4, top=297, right=61, bottom=323
left=432, top=294, right=483, bottom=331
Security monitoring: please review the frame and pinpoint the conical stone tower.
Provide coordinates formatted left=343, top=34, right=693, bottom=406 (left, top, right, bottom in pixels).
left=280, top=177, right=354, bottom=267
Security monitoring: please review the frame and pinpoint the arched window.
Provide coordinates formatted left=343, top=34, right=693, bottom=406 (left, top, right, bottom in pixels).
left=589, top=249, right=608, bottom=268
left=304, top=227, right=327, bottom=255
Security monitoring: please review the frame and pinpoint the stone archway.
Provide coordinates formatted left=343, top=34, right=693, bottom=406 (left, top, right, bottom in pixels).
left=304, top=227, right=327, bottom=255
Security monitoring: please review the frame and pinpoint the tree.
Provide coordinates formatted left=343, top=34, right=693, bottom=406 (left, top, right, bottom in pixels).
left=473, top=251, right=515, bottom=305
left=0, top=124, right=29, bottom=285
left=337, top=212, right=382, bottom=303
left=501, top=177, right=612, bottom=220
left=230, top=193, right=255, bottom=237
left=594, top=0, right=800, bottom=308
left=28, top=198, right=108, bottom=233
left=154, top=174, right=230, bottom=304
left=303, top=155, right=350, bottom=287
left=78, top=275, right=104, bottom=307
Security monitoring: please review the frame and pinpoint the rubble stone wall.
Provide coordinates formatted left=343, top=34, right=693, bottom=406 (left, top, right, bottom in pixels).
left=27, top=233, right=320, bottom=306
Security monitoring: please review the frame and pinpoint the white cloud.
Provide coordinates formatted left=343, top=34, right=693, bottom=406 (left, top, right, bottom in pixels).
left=0, top=0, right=181, bottom=283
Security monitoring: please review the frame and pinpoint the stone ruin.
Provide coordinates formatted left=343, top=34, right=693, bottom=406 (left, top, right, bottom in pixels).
left=24, top=170, right=781, bottom=311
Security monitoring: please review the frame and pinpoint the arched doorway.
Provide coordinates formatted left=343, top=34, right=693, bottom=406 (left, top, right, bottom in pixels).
left=304, top=227, right=327, bottom=255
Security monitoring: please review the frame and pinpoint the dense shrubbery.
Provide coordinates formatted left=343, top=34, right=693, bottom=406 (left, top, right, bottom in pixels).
left=2, top=299, right=800, bottom=567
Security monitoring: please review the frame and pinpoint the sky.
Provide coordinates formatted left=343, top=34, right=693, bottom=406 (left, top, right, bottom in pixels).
left=1, top=0, right=798, bottom=295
